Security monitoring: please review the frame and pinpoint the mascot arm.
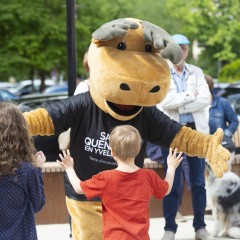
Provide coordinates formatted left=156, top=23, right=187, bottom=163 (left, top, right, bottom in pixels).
left=171, top=126, right=230, bottom=178
left=23, top=108, right=55, bottom=136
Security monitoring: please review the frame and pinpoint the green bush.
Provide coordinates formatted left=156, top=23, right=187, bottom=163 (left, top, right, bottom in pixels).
left=219, top=59, right=240, bottom=82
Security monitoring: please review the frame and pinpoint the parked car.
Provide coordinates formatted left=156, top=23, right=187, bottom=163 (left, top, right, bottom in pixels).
left=227, top=93, right=240, bottom=117
left=218, top=81, right=240, bottom=98
left=43, top=84, right=68, bottom=94
left=17, top=92, right=67, bottom=112
left=213, top=82, right=230, bottom=96
left=226, top=93, right=240, bottom=155
left=0, top=88, right=19, bottom=102
left=213, top=82, right=240, bottom=116
left=0, top=82, right=17, bottom=89
left=9, top=79, right=55, bottom=96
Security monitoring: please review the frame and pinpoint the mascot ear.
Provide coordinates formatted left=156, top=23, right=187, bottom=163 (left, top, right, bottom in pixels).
left=92, top=18, right=139, bottom=41
left=141, top=20, right=183, bottom=64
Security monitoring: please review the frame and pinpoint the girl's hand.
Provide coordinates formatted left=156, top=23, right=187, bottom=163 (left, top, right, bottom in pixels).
left=56, top=149, right=74, bottom=171
left=35, top=151, right=46, bottom=168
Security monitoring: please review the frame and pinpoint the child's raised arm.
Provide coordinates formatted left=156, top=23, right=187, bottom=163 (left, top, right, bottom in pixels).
left=165, top=148, right=183, bottom=195
left=57, top=149, right=83, bottom=194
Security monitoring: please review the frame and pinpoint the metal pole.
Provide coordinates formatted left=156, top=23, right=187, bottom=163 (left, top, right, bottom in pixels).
left=66, top=0, right=77, bottom=96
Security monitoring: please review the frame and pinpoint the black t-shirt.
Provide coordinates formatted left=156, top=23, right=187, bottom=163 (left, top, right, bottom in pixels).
left=46, top=92, right=182, bottom=200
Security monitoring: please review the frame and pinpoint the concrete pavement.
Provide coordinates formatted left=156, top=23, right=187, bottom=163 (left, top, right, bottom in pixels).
left=36, top=215, right=233, bottom=240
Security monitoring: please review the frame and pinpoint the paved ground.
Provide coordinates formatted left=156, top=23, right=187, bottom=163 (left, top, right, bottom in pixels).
left=36, top=215, right=233, bottom=240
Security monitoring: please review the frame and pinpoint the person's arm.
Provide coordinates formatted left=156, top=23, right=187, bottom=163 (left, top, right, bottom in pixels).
left=178, top=67, right=211, bottom=113
left=65, top=168, right=84, bottom=194
left=221, top=98, right=239, bottom=136
left=74, top=80, right=90, bottom=95
left=57, top=149, right=84, bottom=194
left=33, top=151, right=46, bottom=168
left=164, top=148, right=183, bottom=195
left=159, top=78, right=196, bottom=110
left=27, top=152, right=46, bottom=213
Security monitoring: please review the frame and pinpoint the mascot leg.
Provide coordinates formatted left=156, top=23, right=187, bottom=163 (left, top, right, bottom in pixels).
left=66, top=197, right=103, bottom=240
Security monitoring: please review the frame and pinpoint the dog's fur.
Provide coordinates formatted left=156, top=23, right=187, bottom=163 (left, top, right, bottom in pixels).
left=206, top=164, right=240, bottom=238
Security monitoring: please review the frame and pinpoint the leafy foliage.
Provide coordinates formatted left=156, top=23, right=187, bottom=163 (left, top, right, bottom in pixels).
left=0, top=0, right=67, bottom=81
left=0, top=0, right=240, bottom=83
left=219, top=59, right=240, bottom=82
left=171, top=0, right=240, bottom=79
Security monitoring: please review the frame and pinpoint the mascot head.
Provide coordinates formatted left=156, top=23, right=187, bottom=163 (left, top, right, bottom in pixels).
left=88, top=18, right=182, bottom=121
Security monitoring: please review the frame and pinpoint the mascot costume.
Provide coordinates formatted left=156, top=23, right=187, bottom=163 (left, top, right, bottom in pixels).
left=23, top=18, right=230, bottom=240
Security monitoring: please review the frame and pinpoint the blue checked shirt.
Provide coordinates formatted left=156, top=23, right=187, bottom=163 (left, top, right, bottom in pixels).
left=171, top=67, right=194, bottom=123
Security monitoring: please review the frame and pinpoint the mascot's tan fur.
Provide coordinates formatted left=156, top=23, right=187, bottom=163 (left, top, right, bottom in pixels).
left=24, top=18, right=230, bottom=240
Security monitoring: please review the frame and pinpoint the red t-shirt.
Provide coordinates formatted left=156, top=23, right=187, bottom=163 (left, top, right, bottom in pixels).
left=80, top=168, right=168, bottom=240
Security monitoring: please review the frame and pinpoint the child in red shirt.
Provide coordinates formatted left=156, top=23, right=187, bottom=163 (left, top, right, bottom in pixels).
left=57, top=125, right=183, bottom=240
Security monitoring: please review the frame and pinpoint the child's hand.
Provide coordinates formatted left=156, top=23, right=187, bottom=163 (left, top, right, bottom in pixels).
left=56, top=149, right=74, bottom=171
left=167, top=148, right=183, bottom=170
left=35, top=151, right=46, bottom=168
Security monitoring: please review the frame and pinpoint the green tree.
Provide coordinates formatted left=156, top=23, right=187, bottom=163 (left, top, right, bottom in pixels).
left=0, top=0, right=137, bottom=86
left=0, top=0, right=67, bottom=89
left=219, top=59, right=240, bottom=82
left=159, top=0, right=240, bottom=80
left=1, top=0, right=240, bottom=84
left=192, top=0, right=240, bottom=80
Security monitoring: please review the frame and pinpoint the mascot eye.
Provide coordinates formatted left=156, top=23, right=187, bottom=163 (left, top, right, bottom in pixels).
left=120, top=83, right=130, bottom=91
left=149, top=86, right=160, bottom=93
left=145, top=45, right=152, bottom=52
left=117, top=42, right=126, bottom=50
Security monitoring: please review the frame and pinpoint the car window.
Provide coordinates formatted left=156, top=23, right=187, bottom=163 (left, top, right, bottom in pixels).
left=234, top=99, right=240, bottom=116
left=0, top=90, right=14, bottom=101
left=10, top=80, right=55, bottom=96
left=18, top=95, right=67, bottom=112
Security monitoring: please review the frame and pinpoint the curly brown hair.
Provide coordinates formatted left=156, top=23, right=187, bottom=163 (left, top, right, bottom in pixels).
left=0, top=102, right=36, bottom=177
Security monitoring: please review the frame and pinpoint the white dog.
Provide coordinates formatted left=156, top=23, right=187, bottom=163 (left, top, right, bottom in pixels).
left=206, top=164, right=240, bottom=238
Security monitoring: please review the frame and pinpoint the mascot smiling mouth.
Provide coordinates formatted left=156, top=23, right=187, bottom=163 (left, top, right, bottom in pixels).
left=107, top=102, right=141, bottom=116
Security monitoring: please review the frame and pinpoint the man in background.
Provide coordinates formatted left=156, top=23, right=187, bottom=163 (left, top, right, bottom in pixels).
left=158, top=34, right=213, bottom=240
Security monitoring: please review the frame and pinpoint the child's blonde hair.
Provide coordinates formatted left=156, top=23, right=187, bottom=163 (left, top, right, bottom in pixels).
left=110, top=125, right=141, bottom=160
left=0, top=102, right=36, bottom=177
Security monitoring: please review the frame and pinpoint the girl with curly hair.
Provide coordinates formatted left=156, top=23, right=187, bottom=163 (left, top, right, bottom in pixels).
left=0, top=102, right=46, bottom=240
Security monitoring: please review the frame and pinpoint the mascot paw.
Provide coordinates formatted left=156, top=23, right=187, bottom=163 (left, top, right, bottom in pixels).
left=207, top=128, right=230, bottom=178
left=92, top=18, right=139, bottom=41
left=141, top=20, right=183, bottom=64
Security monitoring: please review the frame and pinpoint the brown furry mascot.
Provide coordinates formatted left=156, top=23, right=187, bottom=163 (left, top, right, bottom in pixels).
left=23, top=18, right=230, bottom=240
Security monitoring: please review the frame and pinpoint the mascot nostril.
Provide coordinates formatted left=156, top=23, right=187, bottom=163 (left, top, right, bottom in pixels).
left=149, top=86, right=160, bottom=93
left=120, top=83, right=131, bottom=91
